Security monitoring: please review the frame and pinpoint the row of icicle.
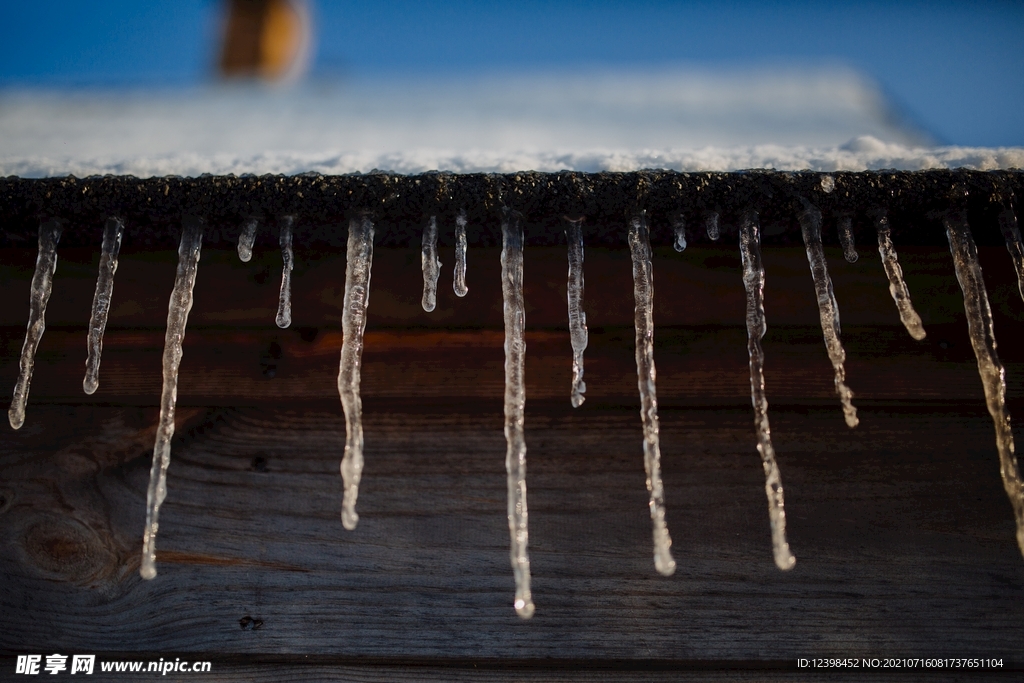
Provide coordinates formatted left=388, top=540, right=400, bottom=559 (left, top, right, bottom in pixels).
left=7, top=194, right=1024, bottom=616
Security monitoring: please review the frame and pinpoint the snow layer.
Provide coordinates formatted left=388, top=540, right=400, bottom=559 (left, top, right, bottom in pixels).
left=1, top=69, right=1020, bottom=177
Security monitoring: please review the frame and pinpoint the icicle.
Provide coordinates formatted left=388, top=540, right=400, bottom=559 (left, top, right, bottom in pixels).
left=83, top=217, right=125, bottom=395
left=739, top=210, right=796, bottom=571
left=627, top=211, right=677, bottom=577
left=275, top=216, right=294, bottom=328
left=798, top=202, right=859, bottom=428
left=140, top=217, right=203, bottom=580
left=875, top=213, right=926, bottom=341
left=338, top=214, right=374, bottom=531
left=997, top=206, right=1024, bottom=303
left=8, top=220, right=63, bottom=430
left=501, top=208, right=535, bottom=618
left=673, top=216, right=687, bottom=252
left=837, top=215, right=859, bottom=263
left=945, top=212, right=1024, bottom=559
left=421, top=216, right=441, bottom=312
left=237, top=217, right=258, bottom=263
left=705, top=212, right=720, bottom=241
left=454, top=210, right=469, bottom=297
left=565, top=218, right=588, bottom=408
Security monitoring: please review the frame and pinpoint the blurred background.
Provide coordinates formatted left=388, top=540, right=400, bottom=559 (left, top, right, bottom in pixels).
left=1, top=0, right=1022, bottom=175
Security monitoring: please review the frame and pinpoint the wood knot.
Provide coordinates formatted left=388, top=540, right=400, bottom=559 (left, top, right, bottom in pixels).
left=0, top=488, right=13, bottom=515
left=239, top=615, right=264, bottom=630
left=22, top=517, right=114, bottom=585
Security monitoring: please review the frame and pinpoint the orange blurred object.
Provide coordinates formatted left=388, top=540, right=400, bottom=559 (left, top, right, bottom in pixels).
left=219, top=0, right=311, bottom=81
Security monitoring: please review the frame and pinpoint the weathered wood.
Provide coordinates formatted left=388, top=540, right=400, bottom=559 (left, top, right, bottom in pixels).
left=2, top=241, right=1023, bottom=680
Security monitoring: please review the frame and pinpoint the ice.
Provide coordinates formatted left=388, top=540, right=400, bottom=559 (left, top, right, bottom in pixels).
left=8, top=220, right=62, bottom=430
left=673, top=217, right=688, bottom=252
left=501, top=208, right=535, bottom=618
left=875, top=213, right=926, bottom=341
left=705, top=212, right=720, bottom=241
left=945, top=212, right=1024, bottom=558
left=83, top=217, right=124, bottom=395
left=454, top=210, right=469, bottom=297
left=421, top=216, right=441, bottom=312
left=837, top=215, right=859, bottom=263
left=140, top=217, right=203, bottom=580
left=627, top=211, right=677, bottom=577
left=275, top=216, right=294, bottom=329
left=338, top=215, right=374, bottom=531
left=798, top=201, right=859, bottom=428
left=565, top=218, right=588, bottom=408
left=739, top=210, right=796, bottom=571
left=237, top=217, right=258, bottom=263
left=997, top=206, right=1024, bottom=303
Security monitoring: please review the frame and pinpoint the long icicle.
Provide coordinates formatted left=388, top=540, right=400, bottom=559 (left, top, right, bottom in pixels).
left=275, top=216, right=294, bottom=329
left=454, top=210, right=469, bottom=297
left=501, top=208, right=535, bottom=618
left=83, top=217, right=125, bottom=395
left=421, top=216, right=441, bottom=312
left=875, top=213, right=927, bottom=341
left=997, top=205, right=1024, bottom=303
left=565, top=218, right=588, bottom=408
left=945, top=212, right=1024, bottom=558
left=798, top=201, right=859, bottom=428
left=627, top=211, right=677, bottom=577
left=9, top=220, right=63, bottom=430
left=140, top=217, right=203, bottom=580
left=338, top=214, right=374, bottom=531
left=739, top=210, right=796, bottom=570
left=237, top=217, right=258, bottom=263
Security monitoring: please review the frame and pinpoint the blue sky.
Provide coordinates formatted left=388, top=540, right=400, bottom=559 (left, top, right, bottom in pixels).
left=1, top=1, right=1022, bottom=146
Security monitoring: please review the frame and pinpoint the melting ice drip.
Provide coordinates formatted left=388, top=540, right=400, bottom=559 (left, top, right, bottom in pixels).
left=141, top=217, right=204, bottom=580
left=739, top=210, right=796, bottom=570
left=565, top=218, right=588, bottom=407
left=875, top=213, right=927, bottom=341
left=501, top=208, right=535, bottom=618
left=236, top=217, right=258, bottom=263
left=798, top=201, right=859, bottom=428
left=945, top=213, right=1024, bottom=558
left=8, top=220, right=62, bottom=430
left=454, top=210, right=469, bottom=298
left=338, top=215, right=374, bottom=531
left=276, top=216, right=294, bottom=328
left=836, top=215, right=859, bottom=263
left=421, top=216, right=441, bottom=312
left=673, top=216, right=688, bottom=252
left=997, top=205, right=1024, bottom=304
left=705, top=212, right=720, bottom=241
left=83, top=217, right=124, bottom=395
left=627, top=211, right=677, bottom=577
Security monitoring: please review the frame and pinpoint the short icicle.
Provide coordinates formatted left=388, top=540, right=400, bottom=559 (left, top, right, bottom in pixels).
left=945, top=212, right=1024, bottom=558
left=673, top=216, right=687, bottom=252
left=9, top=220, right=63, bottom=430
left=705, top=212, right=720, bottom=241
left=798, top=201, right=859, bottom=428
left=454, top=210, right=469, bottom=297
left=837, top=215, right=859, bottom=263
left=275, top=216, right=294, bottom=328
left=421, top=216, right=441, bottom=312
left=83, top=217, right=125, bottom=395
left=237, top=217, right=258, bottom=262
left=627, top=211, right=676, bottom=577
left=565, top=218, right=588, bottom=407
left=338, top=215, right=374, bottom=531
left=140, top=217, right=203, bottom=580
left=739, top=210, right=796, bottom=570
left=875, top=213, right=926, bottom=341
left=997, top=205, right=1024, bottom=303
left=501, top=208, right=535, bottom=618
